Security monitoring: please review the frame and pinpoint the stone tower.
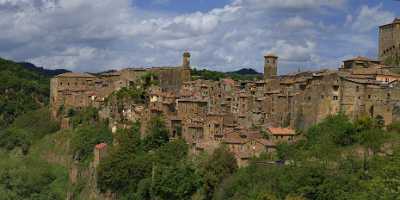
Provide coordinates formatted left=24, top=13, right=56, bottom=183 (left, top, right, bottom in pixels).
left=181, top=51, right=191, bottom=82
left=264, top=54, right=278, bottom=80
left=379, top=18, right=400, bottom=61
left=182, top=51, right=191, bottom=69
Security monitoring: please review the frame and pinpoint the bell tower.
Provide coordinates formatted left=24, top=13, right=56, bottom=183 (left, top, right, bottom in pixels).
left=264, top=54, right=278, bottom=80
left=182, top=51, right=191, bottom=69
left=181, top=51, right=191, bottom=82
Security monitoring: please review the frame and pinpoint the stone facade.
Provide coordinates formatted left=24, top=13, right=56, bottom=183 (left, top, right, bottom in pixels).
left=52, top=19, right=400, bottom=166
left=379, top=18, right=400, bottom=61
left=50, top=52, right=192, bottom=118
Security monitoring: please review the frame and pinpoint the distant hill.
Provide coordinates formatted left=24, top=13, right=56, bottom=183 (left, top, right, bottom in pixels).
left=0, top=58, right=50, bottom=127
left=227, top=68, right=262, bottom=75
left=18, top=62, right=69, bottom=77
left=191, top=67, right=262, bottom=81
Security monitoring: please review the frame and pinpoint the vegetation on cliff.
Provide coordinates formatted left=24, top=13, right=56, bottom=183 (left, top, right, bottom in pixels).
left=0, top=108, right=59, bottom=154
left=215, top=115, right=400, bottom=200
left=0, top=58, right=50, bottom=127
left=97, top=117, right=238, bottom=199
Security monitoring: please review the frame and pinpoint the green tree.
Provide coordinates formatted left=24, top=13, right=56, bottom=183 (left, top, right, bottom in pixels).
left=199, top=146, right=238, bottom=199
left=70, top=124, right=113, bottom=162
left=142, top=116, right=170, bottom=152
left=151, top=163, right=201, bottom=200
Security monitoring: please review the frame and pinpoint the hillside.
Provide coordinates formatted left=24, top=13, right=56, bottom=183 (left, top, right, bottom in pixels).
left=191, top=67, right=262, bottom=81
left=18, top=62, right=69, bottom=77
left=228, top=68, right=261, bottom=75
left=0, top=58, right=50, bottom=127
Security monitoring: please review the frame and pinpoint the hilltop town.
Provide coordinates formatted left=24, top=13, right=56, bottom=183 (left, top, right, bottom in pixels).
left=49, top=18, right=400, bottom=166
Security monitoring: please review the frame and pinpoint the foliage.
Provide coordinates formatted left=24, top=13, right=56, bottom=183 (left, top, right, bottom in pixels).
left=151, top=163, right=201, bottom=200
left=0, top=152, right=68, bottom=200
left=387, top=121, right=400, bottom=133
left=384, top=55, right=400, bottom=67
left=70, top=124, right=113, bottom=162
left=0, top=108, right=59, bottom=153
left=191, top=68, right=262, bottom=81
left=141, top=116, right=170, bottom=151
left=69, top=107, right=99, bottom=128
left=191, top=68, right=226, bottom=81
left=0, top=58, right=50, bottom=127
left=306, top=114, right=356, bottom=146
left=106, top=72, right=159, bottom=106
left=97, top=117, right=201, bottom=199
left=214, top=114, right=399, bottom=200
left=198, top=146, right=238, bottom=199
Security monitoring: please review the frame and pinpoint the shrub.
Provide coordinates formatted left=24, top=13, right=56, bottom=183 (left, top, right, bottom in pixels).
left=70, top=124, right=113, bottom=162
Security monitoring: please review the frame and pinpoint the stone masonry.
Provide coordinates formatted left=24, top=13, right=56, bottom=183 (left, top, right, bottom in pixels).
left=51, top=19, right=400, bottom=166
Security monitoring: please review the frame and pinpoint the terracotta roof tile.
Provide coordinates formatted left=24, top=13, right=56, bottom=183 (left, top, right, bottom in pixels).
left=267, top=127, right=295, bottom=136
left=95, top=143, right=107, bottom=150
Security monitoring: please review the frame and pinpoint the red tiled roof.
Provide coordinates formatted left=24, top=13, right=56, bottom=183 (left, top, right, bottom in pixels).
left=267, top=127, right=295, bottom=136
left=95, top=143, right=107, bottom=150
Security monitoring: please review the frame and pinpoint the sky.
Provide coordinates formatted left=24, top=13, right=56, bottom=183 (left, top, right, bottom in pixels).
left=0, top=0, right=399, bottom=74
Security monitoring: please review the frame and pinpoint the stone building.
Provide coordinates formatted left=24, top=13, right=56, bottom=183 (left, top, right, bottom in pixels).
left=50, top=52, right=192, bottom=118
left=51, top=19, right=400, bottom=167
left=379, top=18, right=400, bottom=61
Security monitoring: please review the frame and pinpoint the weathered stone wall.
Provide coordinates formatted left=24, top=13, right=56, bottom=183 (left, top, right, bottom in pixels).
left=379, top=19, right=400, bottom=60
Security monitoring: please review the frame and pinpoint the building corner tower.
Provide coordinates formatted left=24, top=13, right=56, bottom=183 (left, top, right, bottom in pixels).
left=264, top=54, right=278, bottom=80
left=181, top=51, right=191, bottom=82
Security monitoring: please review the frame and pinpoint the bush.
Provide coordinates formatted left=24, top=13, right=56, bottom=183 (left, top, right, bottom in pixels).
left=0, top=152, right=68, bottom=199
left=70, top=124, right=113, bottom=162
left=387, top=121, right=400, bottom=133
left=0, top=108, right=59, bottom=153
left=306, top=114, right=356, bottom=146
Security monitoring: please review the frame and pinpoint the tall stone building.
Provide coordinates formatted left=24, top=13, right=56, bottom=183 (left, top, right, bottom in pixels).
left=51, top=19, right=400, bottom=167
left=264, top=54, right=278, bottom=79
left=379, top=18, right=400, bottom=61
left=50, top=52, right=192, bottom=117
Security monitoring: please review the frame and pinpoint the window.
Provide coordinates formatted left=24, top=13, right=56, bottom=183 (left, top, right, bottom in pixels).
left=333, top=96, right=338, bottom=100
left=333, top=86, right=339, bottom=91
left=368, top=95, right=371, bottom=99
left=356, top=86, right=359, bottom=92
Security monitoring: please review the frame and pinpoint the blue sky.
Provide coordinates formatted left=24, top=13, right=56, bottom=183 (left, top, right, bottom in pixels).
left=0, top=0, right=399, bottom=74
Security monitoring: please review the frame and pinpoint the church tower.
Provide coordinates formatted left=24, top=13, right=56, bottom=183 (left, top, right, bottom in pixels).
left=264, top=54, right=278, bottom=80
left=181, top=51, right=191, bottom=82
left=182, top=51, right=191, bottom=69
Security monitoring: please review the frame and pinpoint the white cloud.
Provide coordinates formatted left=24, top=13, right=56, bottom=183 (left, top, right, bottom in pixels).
left=281, top=16, right=314, bottom=29
left=270, top=40, right=316, bottom=62
left=351, top=4, right=394, bottom=32
left=0, top=0, right=393, bottom=75
left=233, top=0, right=345, bottom=10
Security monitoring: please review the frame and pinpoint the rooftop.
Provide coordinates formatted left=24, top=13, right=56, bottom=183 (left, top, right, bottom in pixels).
left=267, top=127, right=296, bottom=136
left=95, top=143, right=107, bottom=150
left=55, top=72, right=96, bottom=78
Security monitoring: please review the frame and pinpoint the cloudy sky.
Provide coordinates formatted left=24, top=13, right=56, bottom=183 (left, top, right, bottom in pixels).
left=0, top=0, right=399, bottom=74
